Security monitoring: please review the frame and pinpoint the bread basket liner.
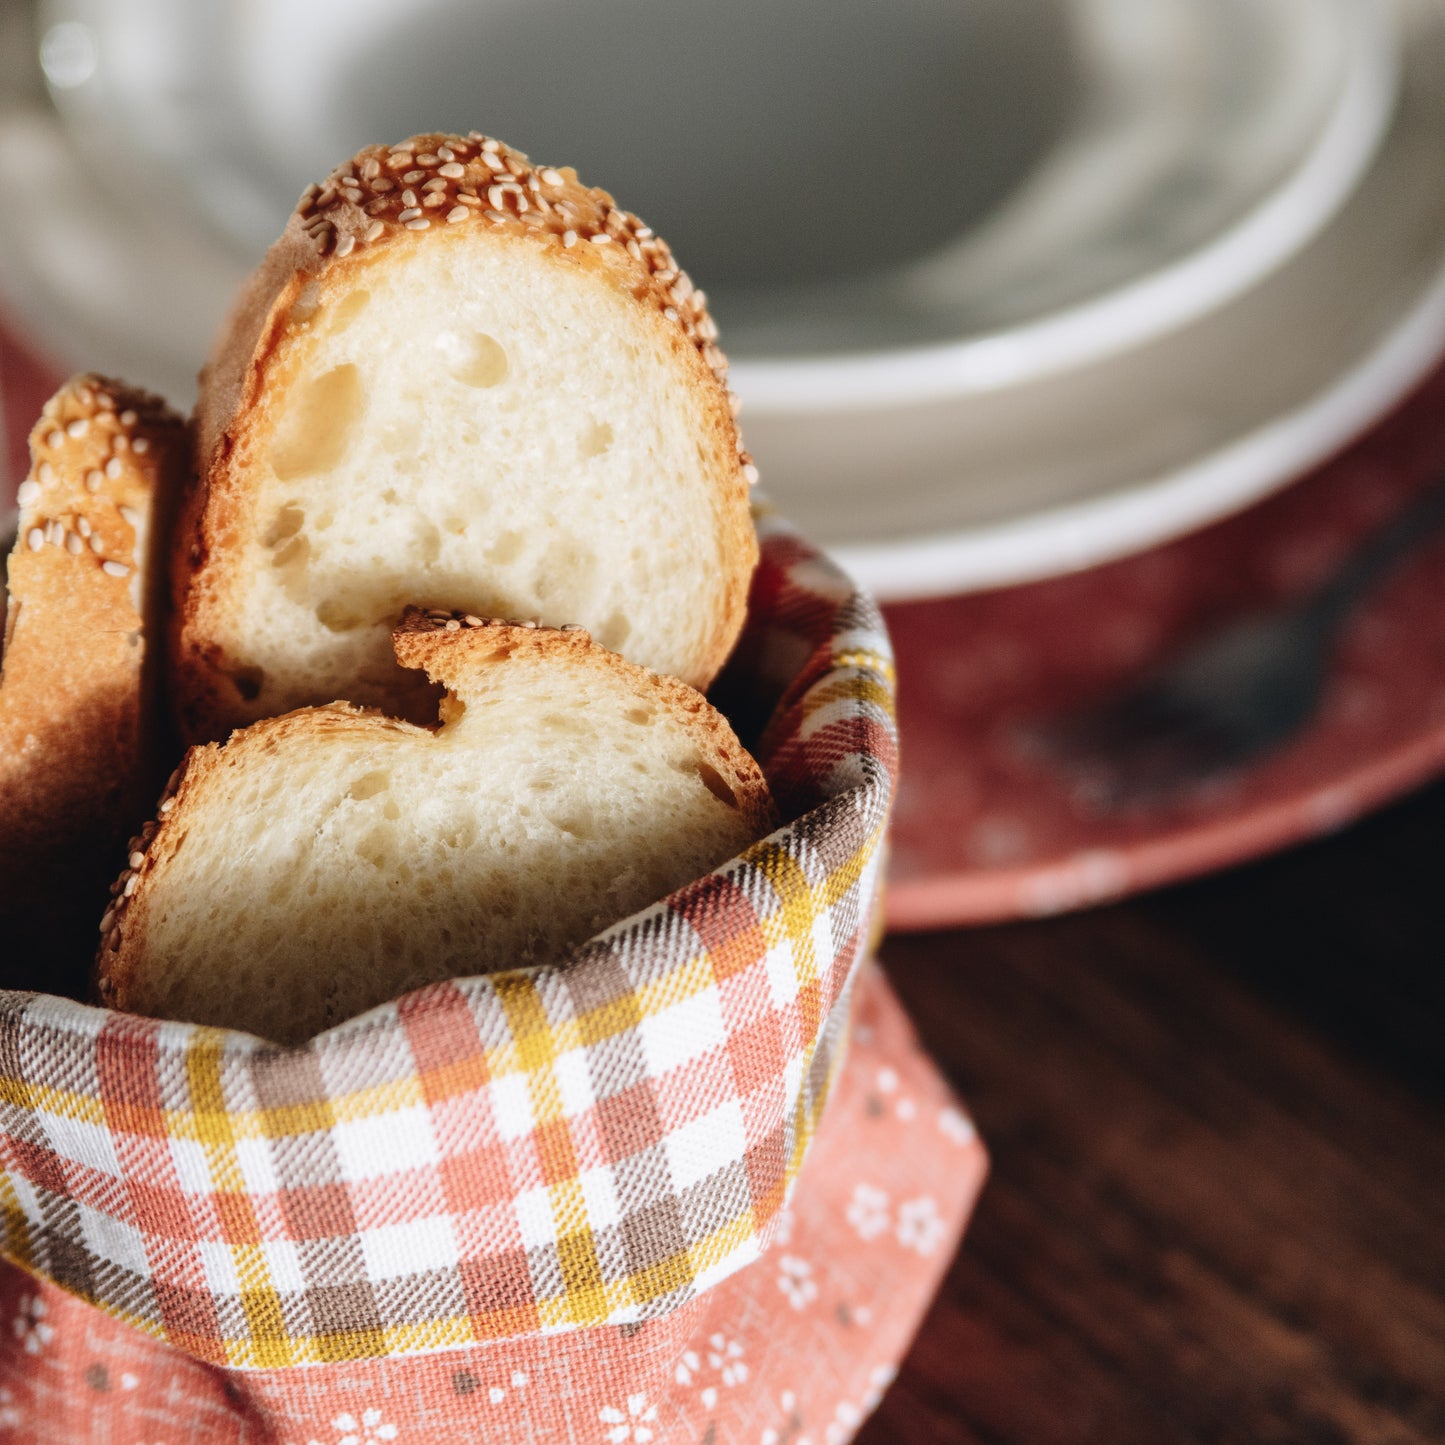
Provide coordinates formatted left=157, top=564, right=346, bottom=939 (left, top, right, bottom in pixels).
left=0, top=511, right=987, bottom=1439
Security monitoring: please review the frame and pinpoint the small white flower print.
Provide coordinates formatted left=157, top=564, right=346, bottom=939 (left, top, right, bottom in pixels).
left=895, top=1096, right=917, bottom=1121
left=706, top=1332, right=747, bottom=1387
left=875, top=1067, right=898, bottom=1095
left=896, top=1195, right=947, bottom=1256
left=331, top=1407, right=398, bottom=1445
left=772, top=1207, right=796, bottom=1247
left=0, top=1386, right=20, bottom=1429
left=600, top=1392, right=658, bottom=1443
left=120, top=1372, right=140, bottom=1390
left=939, top=1105, right=977, bottom=1147
left=674, top=1349, right=701, bottom=1386
left=13, top=1294, right=54, bottom=1355
left=845, top=1183, right=891, bottom=1241
left=777, top=1254, right=818, bottom=1310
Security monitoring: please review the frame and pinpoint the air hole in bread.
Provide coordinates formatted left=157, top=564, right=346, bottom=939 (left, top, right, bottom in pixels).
left=270, top=534, right=311, bottom=604
left=225, top=665, right=264, bottom=702
left=486, top=530, right=524, bottom=565
left=580, top=419, right=614, bottom=459
left=625, top=707, right=654, bottom=726
left=263, top=505, right=305, bottom=547
left=348, top=770, right=391, bottom=801
left=597, top=611, right=632, bottom=650
left=541, top=801, right=596, bottom=840
left=696, top=761, right=739, bottom=810
left=328, top=288, right=372, bottom=333
left=269, top=364, right=363, bottom=480
left=380, top=414, right=421, bottom=460
left=354, top=824, right=394, bottom=869
left=417, top=518, right=442, bottom=565
left=437, top=330, right=508, bottom=389
left=443, top=516, right=467, bottom=536
left=314, top=598, right=365, bottom=633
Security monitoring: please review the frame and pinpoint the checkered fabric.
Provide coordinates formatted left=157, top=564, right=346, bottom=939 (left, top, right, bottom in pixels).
left=0, top=511, right=897, bottom=1369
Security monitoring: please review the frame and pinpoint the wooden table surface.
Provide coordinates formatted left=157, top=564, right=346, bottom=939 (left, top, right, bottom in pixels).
left=860, top=777, right=1445, bottom=1445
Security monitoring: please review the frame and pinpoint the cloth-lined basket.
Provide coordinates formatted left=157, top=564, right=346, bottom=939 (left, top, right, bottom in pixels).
left=0, top=514, right=987, bottom=1443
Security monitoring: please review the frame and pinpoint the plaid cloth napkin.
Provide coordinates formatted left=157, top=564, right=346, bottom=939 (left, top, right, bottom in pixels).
left=0, top=512, right=987, bottom=1441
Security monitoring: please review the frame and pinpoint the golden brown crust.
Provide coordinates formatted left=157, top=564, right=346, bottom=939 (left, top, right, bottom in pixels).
left=0, top=375, right=189, bottom=954
left=173, top=131, right=759, bottom=742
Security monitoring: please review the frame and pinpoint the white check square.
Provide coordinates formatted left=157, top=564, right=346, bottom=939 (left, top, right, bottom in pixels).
left=638, top=987, right=726, bottom=1078
left=359, top=1215, right=459, bottom=1280
left=664, top=1099, right=747, bottom=1191
left=332, top=1106, right=438, bottom=1181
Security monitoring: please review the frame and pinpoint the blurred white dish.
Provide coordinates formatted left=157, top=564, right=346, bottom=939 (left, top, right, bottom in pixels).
left=778, top=0, right=1445, bottom=598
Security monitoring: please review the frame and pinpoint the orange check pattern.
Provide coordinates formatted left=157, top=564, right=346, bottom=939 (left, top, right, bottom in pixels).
left=0, top=513, right=898, bottom=1368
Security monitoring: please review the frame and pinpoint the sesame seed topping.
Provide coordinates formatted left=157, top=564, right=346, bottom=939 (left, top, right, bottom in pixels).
left=362, top=158, right=380, bottom=179
left=131, top=436, right=150, bottom=454
left=89, top=535, right=105, bottom=555
left=66, top=531, right=82, bottom=555
left=438, top=161, right=465, bottom=179
left=26, top=527, right=42, bottom=551
left=590, top=232, right=612, bottom=244
left=17, top=480, right=40, bottom=506
left=388, top=152, right=413, bottom=168
left=540, top=167, right=564, bottom=186
left=482, top=138, right=501, bottom=152
left=123, top=874, right=139, bottom=897
left=102, top=559, right=130, bottom=577
left=405, top=217, right=431, bottom=230
left=105, top=458, right=123, bottom=479
left=444, top=618, right=461, bottom=631
left=46, top=520, right=62, bottom=545
left=743, top=461, right=760, bottom=485
left=423, top=192, right=447, bottom=208
left=464, top=614, right=483, bottom=627
left=485, top=210, right=508, bottom=224
left=365, top=220, right=385, bottom=242
left=563, top=230, right=577, bottom=247
left=118, top=504, right=139, bottom=526
left=99, top=908, right=116, bottom=934
left=417, top=153, right=439, bottom=166
left=437, top=145, right=455, bottom=162
left=114, top=434, right=130, bottom=452
left=85, top=470, right=103, bottom=492
left=398, top=207, right=422, bottom=222
left=402, top=189, right=418, bottom=207
left=446, top=205, right=469, bottom=223
left=403, top=169, right=425, bottom=184
left=422, top=177, right=448, bottom=192
left=335, top=234, right=356, bottom=258
left=372, top=178, right=395, bottom=192
left=119, top=409, right=137, bottom=426
left=129, top=851, right=144, bottom=870
left=76, top=516, right=91, bottom=537
left=46, top=430, right=64, bottom=448
left=37, top=461, right=54, bottom=484
left=344, top=188, right=364, bottom=203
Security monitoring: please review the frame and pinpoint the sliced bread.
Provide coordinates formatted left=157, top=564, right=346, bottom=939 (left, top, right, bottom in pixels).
left=1, top=376, right=187, bottom=967
left=98, top=611, right=776, bottom=1043
left=173, top=131, right=759, bottom=741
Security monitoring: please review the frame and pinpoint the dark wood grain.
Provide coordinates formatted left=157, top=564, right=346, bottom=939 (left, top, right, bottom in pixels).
left=861, top=778, right=1445, bottom=1445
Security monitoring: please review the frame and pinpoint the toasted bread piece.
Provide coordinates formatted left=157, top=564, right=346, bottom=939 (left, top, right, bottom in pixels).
left=173, top=131, right=759, bottom=742
left=99, top=611, right=776, bottom=1043
left=0, top=377, right=187, bottom=971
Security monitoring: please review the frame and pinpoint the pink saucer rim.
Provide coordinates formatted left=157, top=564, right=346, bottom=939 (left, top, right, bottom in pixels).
left=885, top=715, right=1445, bottom=931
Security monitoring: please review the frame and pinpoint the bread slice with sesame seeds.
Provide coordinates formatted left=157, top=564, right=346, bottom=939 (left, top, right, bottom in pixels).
left=172, top=131, right=759, bottom=743
left=1, top=376, right=188, bottom=972
left=97, top=610, right=776, bottom=1044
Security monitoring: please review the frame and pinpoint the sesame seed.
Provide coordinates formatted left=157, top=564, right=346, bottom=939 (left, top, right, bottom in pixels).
left=388, top=153, right=413, bottom=168
left=119, top=409, right=137, bottom=426
left=106, top=458, right=123, bottom=478
left=365, top=220, right=385, bottom=242
left=159, top=796, right=175, bottom=814
left=446, top=205, right=469, bottom=223
left=343, top=188, right=363, bottom=203
left=317, top=185, right=337, bottom=207
left=335, top=234, right=356, bottom=258
left=561, top=622, right=585, bottom=632
left=521, top=619, right=538, bottom=628
left=540, top=168, right=564, bottom=186
left=372, top=178, right=395, bottom=192
left=403, top=169, right=425, bottom=183
left=77, top=516, right=91, bottom=537
left=563, top=230, right=577, bottom=247
left=477, top=152, right=503, bottom=173
left=66, top=531, right=82, bottom=555
left=743, top=462, right=760, bottom=485
left=46, top=520, right=62, bottom=545
left=99, top=907, right=116, bottom=934
left=16, top=480, right=40, bottom=506
left=102, top=559, right=130, bottom=577
left=89, top=535, right=105, bottom=555
left=129, top=851, right=144, bottom=869
left=132, top=436, right=150, bottom=454
left=487, top=184, right=506, bottom=210
left=118, top=504, right=139, bottom=526
left=464, top=614, right=483, bottom=627
left=398, top=207, right=422, bottom=222
left=438, top=161, right=465, bottom=179
left=482, top=138, right=501, bottom=152
left=405, top=217, right=430, bottom=230
left=589, top=232, right=612, bottom=244
left=85, top=470, right=103, bottom=492
left=437, top=145, right=455, bottom=162
left=37, top=462, right=54, bottom=484
left=46, top=430, right=64, bottom=448
left=68, top=417, right=92, bottom=439
left=423, top=192, right=447, bottom=208
left=485, top=210, right=508, bottom=224
left=114, top=434, right=130, bottom=452
left=362, top=158, right=380, bottom=179
left=402, top=189, right=418, bottom=207
left=26, top=527, right=42, bottom=551
left=417, top=153, right=439, bottom=166
left=422, top=177, right=448, bottom=192
left=123, top=874, right=139, bottom=896
left=444, top=618, right=461, bottom=631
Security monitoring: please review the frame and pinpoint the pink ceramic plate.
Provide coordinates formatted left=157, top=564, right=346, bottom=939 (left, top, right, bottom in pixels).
left=884, top=360, right=1445, bottom=930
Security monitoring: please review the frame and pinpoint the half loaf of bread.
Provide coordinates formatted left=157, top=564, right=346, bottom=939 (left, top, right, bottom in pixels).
left=1, top=376, right=187, bottom=969
left=173, top=131, right=759, bottom=741
left=98, top=611, right=776, bottom=1044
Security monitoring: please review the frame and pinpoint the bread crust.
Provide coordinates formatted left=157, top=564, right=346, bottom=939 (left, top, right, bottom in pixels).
left=1, top=376, right=188, bottom=959
left=174, top=132, right=759, bottom=741
left=97, top=613, right=777, bottom=1025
